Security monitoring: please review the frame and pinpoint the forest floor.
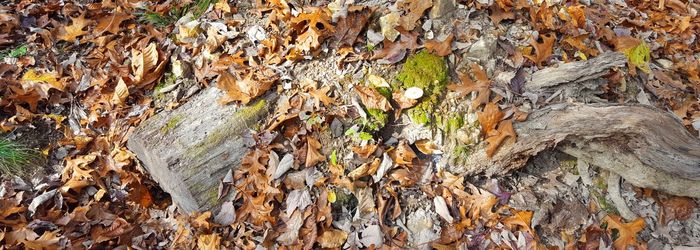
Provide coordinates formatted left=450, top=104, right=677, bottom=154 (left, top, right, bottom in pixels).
left=0, top=0, right=699, bottom=249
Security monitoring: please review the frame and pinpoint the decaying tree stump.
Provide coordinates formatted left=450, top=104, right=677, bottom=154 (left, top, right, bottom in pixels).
left=127, top=88, right=276, bottom=213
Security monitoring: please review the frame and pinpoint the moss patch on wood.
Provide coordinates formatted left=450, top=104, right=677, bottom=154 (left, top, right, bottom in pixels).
left=395, top=51, right=448, bottom=125
left=161, top=115, right=184, bottom=134
left=186, top=99, right=267, bottom=157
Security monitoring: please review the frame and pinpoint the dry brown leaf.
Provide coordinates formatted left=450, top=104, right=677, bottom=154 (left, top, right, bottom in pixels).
left=489, top=5, right=515, bottom=25
left=397, top=0, right=433, bottom=31
left=566, top=5, right=586, bottom=29
left=484, top=119, right=516, bottom=157
left=318, top=229, right=349, bottom=248
left=659, top=196, right=696, bottom=225
left=348, top=158, right=381, bottom=179
left=111, top=78, right=128, bottom=105
left=502, top=210, right=534, bottom=233
left=425, top=34, right=454, bottom=56
left=291, top=8, right=334, bottom=52
left=371, top=29, right=419, bottom=64
left=22, top=231, right=60, bottom=250
left=523, top=33, right=555, bottom=67
left=131, top=42, right=159, bottom=83
left=415, top=139, right=440, bottom=154
left=477, top=102, right=504, bottom=135
left=447, top=63, right=492, bottom=108
left=389, top=140, right=417, bottom=165
left=57, top=14, right=92, bottom=42
left=305, top=137, right=324, bottom=168
left=95, top=11, right=132, bottom=35
left=333, top=6, right=370, bottom=48
left=218, top=68, right=276, bottom=104
left=356, top=86, right=392, bottom=112
left=352, top=143, right=378, bottom=158
left=603, top=215, right=645, bottom=250
left=309, top=85, right=335, bottom=107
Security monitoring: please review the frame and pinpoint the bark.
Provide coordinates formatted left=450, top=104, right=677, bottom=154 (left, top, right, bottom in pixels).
left=446, top=103, right=700, bottom=198
left=127, top=88, right=276, bottom=213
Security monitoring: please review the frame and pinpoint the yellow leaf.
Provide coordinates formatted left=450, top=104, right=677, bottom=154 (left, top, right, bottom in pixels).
left=131, top=42, right=159, bottom=83
left=623, top=41, right=651, bottom=74
left=21, top=69, right=63, bottom=98
left=328, top=190, right=337, bottom=203
left=197, top=233, right=221, bottom=250
left=215, top=0, right=231, bottom=13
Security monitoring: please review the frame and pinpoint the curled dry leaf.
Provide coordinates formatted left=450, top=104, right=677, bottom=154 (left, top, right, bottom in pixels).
left=389, top=140, right=417, bottom=165
left=356, top=86, right=392, bottom=112
left=348, top=158, right=381, bottom=179
left=131, top=42, right=159, bottom=84
left=95, top=11, right=132, bottom=35
left=397, top=0, right=433, bottom=31
left=56, top=14, right=92, bottom=42
left=415, top=139, right=441, bottom=154
left=659, top=196, right=696, bottom=225
left=305, top=137, right=324, bottom=168
left=111, top=78, right=129, bottom=105
left=434, top=196, right=454, bottom=223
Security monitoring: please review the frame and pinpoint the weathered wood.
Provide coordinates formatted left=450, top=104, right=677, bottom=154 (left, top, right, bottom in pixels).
left=127, top=88, right=276, bottom=213
left=446, top=103, right=700, bottom=198
left=524, top=52, right=627, bottom=92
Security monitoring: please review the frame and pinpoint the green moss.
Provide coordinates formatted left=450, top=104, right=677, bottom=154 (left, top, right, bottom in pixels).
left=186, top=99, right=267, bottom=157
left=438, top=114, right=464, bottom=134
left=591, top=189, right=618, bottom=215
left=153, top=73, right=177, bottom=99
left=395, top=51, right=448, bottom=125
left=161, top=115, right=184, bottom=134
left=363, top=108, right=388, bottom=131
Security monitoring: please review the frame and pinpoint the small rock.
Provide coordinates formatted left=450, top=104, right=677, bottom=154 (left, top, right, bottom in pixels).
left=404, top=87, right=424, bottom=100
left=467, top=35, right=497, bottom=62
left=656, top=58, right=674, bottom=69
left=429, top=0, right=457, bottom=19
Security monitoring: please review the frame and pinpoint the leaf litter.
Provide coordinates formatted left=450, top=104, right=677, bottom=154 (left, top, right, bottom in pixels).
left=0, top=0, right=699, bottom=249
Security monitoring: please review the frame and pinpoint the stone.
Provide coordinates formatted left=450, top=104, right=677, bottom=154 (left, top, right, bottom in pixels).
left=429, top=0, right=457, bottom=19
left=467, top=35, right=497, bottom=62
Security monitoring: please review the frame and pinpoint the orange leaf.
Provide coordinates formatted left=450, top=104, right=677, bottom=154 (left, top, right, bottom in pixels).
left=603, top=215, right=645, bottom=250
left=477, top=102, right=504, bottom=135
left=659, top=196, right=696, bottom=225
left=484, top=119, right=516, bottom=157
left=388, top=140, right=417, bottom=165
left=94, top=11, right=132, bottom=35
left=566, top=5, right=586, bottom=29
left=502, top=210, right=534, bottom=233
left=523, top=33, right=555, bottom=67
left=397, top=0, right=433, bottom=31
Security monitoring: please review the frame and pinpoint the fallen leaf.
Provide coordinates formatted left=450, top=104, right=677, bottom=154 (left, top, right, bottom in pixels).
left=356, top=86, right=392, bottom=112
left=318, top=228, right=349, bottom=248
left=197, top=233, right=222, bottom=250
left=56, top=14, right=92, bottom=42
left=373, top=153, right=394, bottom=182
left=659, top=196, right=696, bottom=225
left=131, top=42, right=159, bottom=83
left=425, top=34, right=454, bottom=56
left=112, top=78, right=129, bottom=105
left=523, top=33, right=555, bottom=67
left=502, top=210, right=534, bottom=233
left=379, top=12, right=401, bottom=41
left=333, top=6, right=370, bottom=48
left=371, top=29, right=419, bottom=64
left=477, top=102, right=504, bottom=135
left=447, top=63, right=492, bottom=108
left=291, top=7, right=334, bottom=52
left=603, top=215, right=645, bottom=250
left=434, top=196, right=454, bottom=223
left=305, top=137, right=324, bottom=168
left=214, top=201, right=236, bottom=225
left=397, top=0, right=433, bottom=31
left=348, top=158, right=381, bottom=179
left=95, top=11, right=132, bottom=35
left=566, top=5, right=586, bottom=29
left=360, top=224, right=383, bottom=248
left=22, top=231, right=60, bottom=250
left=484, top=119, right=516, bottom=157
left=286, top=189, right=312, bottom=215
left=389, top=140, right=417, bottom=165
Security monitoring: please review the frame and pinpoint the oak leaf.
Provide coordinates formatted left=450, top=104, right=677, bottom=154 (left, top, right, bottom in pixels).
left=197, top=233, right=222, bottom=250
left=217, top=68, right=276, bottom=104
left=603, top=215, right=645, bottom=250
left=388, top=140, right=417, bottom=165
left=447, top=63, right=491, bottom=108
left=21, top=69, right=64, bottom=99
left=523, top=33, right=555, bottom=67
left=333, top=6, right=370, bottom=48
left=502, top=210, right=534, bottom=233
left=371, top=29, right=419, bottom=64
left=56, top=14, right=92, bottom=42
left=291, top=8, right=334, bottom=52
left=477, top=102, right=504, bottom=135
left=484, top=119, right=516, bottom=157
left=566, top=5, right=586, bottom=29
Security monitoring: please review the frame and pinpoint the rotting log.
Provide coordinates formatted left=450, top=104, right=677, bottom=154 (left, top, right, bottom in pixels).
left=524, top=52, right=627, bottom=92
left=446, top=103, right=700, bottom=198
left=127, top=88, right=276, bottom=213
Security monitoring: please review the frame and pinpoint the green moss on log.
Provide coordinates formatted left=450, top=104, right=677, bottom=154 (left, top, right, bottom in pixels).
left=395, top=51, right=448, bottom=125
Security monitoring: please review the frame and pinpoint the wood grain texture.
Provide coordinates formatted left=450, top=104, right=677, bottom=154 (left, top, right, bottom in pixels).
left=525, top=52, right=627, bottom=92
left=127, top=88, right=276, bottom=213
left=446, top=103, right=700, bottom=197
